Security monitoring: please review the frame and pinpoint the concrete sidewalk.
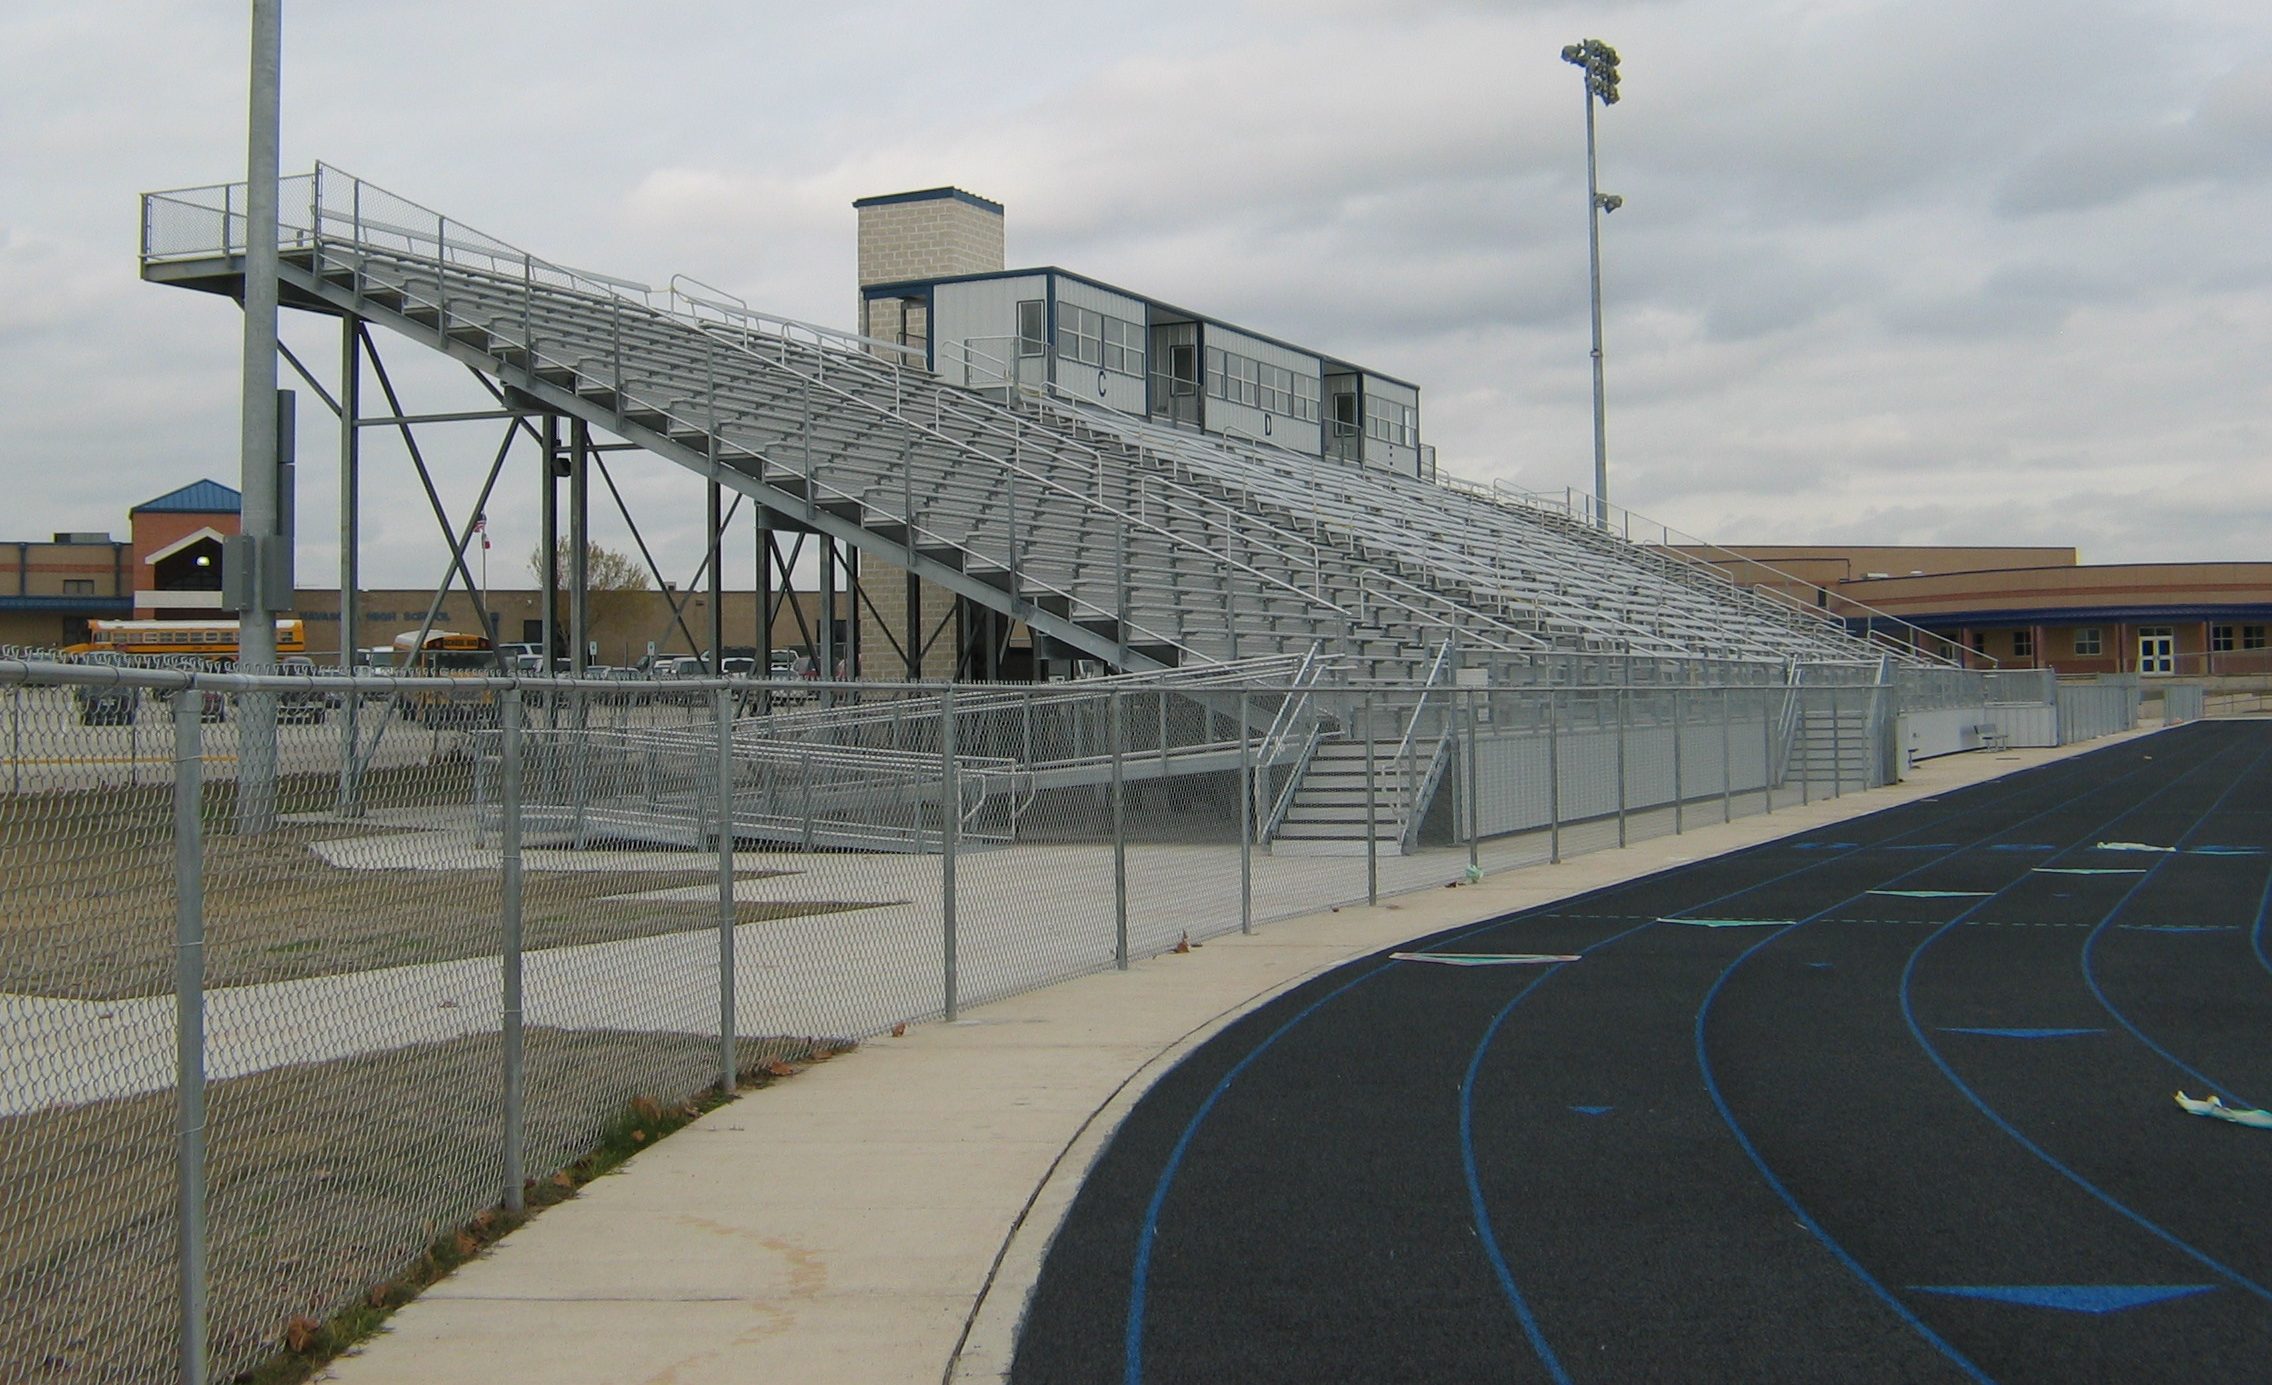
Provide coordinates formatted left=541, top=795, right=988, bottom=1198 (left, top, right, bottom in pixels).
left=319, top=736, right=2153, bottom=1385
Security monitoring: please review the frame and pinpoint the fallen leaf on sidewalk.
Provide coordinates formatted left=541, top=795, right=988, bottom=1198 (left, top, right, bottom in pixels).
left=891, top=1022, right=908, bottom=1038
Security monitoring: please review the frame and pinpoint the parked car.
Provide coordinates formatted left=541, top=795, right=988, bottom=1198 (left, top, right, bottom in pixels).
left=276, top=656, right=330, bottom=722
left=720, top=657, right=757, bottom=678
left=146, top=655, right=229, bottom=724
left=72, top=652, right=140, bottom=725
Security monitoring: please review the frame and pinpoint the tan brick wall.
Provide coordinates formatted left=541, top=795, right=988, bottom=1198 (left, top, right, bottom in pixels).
left=855, top=194, right=1005, bottom=291
left=858, top=562, right=960, bottom=679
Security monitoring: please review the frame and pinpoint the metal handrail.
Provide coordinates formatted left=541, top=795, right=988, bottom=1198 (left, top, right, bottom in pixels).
left=152, top=166, right=1265, bottom=666
left=1077, top=400, right=1743, bottom=663
left=671, top=277, right=927, bottom=367
left=1484, top=479, right=1971, bottom=668
left=1388, top=637, right=1458, bottom=801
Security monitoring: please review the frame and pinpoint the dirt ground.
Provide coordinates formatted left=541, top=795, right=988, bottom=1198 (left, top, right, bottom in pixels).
left=0, top=1027, right=837, bottom=1385
left=0, top=772, right=881, bottom=1000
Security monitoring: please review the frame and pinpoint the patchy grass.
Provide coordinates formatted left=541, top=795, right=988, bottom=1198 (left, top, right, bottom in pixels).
left=0, top=1029, right=850, bottom=1385
left=0, top=772, right=889, bottom=999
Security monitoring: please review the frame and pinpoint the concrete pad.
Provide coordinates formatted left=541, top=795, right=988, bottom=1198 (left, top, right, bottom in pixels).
left=320, top=731, right=2162, bottom=1385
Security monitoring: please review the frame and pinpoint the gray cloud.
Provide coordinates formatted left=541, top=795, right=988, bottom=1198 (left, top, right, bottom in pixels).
left=0, top=0, right=2268, bottom=587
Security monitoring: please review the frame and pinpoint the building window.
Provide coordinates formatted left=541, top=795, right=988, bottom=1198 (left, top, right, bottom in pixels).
left=62, top=579, right=95, bottom=595
left=2246, top=625, right=2268, bottom=651
left=1054, top=302, right=1103, bottom=368
left=1364, top=394, right=1416, bottom=446
left=2072, top=627, right=2102, bottom=656
left=1100, top=316, right=1144, bottom=377
left=2013, top=629, right=2034, bottom=658
left=1969, top=631, right=1987, bottom=655
left=1292, top=372, right=1320, bottom=422
left=1016, top=301, right=1045, bottom=358
left=2211, top=624, right=2236, bottom=653
left=1201, top=345, right=1319, bottom=419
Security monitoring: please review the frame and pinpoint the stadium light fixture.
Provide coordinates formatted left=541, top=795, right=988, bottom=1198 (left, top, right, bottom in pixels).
left=1563, top=38, right=1622, bottom=527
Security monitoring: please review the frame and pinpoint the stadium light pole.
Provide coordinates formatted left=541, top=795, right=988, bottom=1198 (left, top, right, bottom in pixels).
left=236, top=0, right=284, bottom=833
left=1562, top=38, right=1622, bottom=528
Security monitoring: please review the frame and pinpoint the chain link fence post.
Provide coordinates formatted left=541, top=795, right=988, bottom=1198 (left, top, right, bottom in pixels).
left=1238, top=688, right=1253, bottom=935
left=1763, top=684, right=1777, bottom=815
left=1802, top=683, right=1814, bottom=807
left=172, top=688, right=208, bottom=1385
left=1464, top=687, right=1480, bottom=876
left=716, top=686, right=738, bottom=1094
left=1831, top=684, right=1845, bottom=800
left=1615, top=683, right=1629, bottom=848
left=1721, top=685, right=1734, bottom=823
left=1673, top=686, right=1685, bottom=835
left=1111, top=687, right=1128, bottom=970
left=1549, top=685, right=1562, bottom=864
left=336, top=683, right=362, bottom=817
left=500, top=691, right=526, bottom=1212
left=1364, top=691, right=1379, bottom=906
left=941, top=683, right=959, bottom=1020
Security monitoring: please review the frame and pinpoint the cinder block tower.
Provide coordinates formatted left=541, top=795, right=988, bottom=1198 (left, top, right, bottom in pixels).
left=855, top=187, right=1005, bottom=351
left=854, top=188, right=1005, bottom=678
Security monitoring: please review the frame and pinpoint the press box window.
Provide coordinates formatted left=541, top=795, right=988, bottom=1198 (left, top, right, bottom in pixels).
left=2246, top=626, right=2268, bottom=651
left=2072, top=627, right=2102, bottom=656
left=2013, top=629, right=2034, bottom=658
left=1055, top=303, right=1103, bottom=368
left=1016, top=301, right=1045, bottom=358
left=1101, top=316, right=1144, bottom=377
left=2211, top=625, right=2236, bottom=653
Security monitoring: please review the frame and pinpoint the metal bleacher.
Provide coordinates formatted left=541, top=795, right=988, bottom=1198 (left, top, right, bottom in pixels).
left=141, top=164, right=1944, bottom=690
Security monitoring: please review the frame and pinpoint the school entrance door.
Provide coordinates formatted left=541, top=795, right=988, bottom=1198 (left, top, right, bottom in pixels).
left=2137, top=626, right=2175, bottom=675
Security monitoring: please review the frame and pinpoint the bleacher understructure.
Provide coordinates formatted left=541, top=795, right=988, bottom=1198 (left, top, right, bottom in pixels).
left=140, top=165, right=1951, bottom=854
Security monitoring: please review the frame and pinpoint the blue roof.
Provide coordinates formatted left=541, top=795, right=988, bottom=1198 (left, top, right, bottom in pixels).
left=131, top=479, right=241, bottom=515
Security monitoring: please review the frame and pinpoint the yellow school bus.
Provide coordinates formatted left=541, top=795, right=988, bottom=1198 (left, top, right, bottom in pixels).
left=68, top=618, right=307, bottom=660
left=392, top=629, right=498, bottom=723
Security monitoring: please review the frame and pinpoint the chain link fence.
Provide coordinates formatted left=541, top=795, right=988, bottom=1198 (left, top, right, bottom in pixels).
left=1, top=652, right=2111, bottom=1383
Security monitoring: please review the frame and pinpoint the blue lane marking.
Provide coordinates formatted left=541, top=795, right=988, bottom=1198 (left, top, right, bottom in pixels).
left=1688, top=740, right=2198, bottom=1384
left=1570, top=1105, right=1615, bottom=1116
left=1939, top=1027, right=2103, bottom=1039
left=1898, top=743, right=2272, bottom=1307
left=1988, top=843, right=2055, bottom=852
left=1790, top=841, right=1858, bottom=851
left=2120, top=924, right=2238, bottom=933
left=1698, top=920, right=1995, bottom=1382
left=1910, top=1284, right=2217, bottom=1314
left=2253, top=854, right=2272, bottom=983
left=2077, top=736, right=2272, bottom=1108
left=1806, top=961, right=1835, bottom=969
left=1124, top=742, right=2143, bottom=1382
left=1123, top=962, right=1394, bottom=1385
left=2192, top=845, right=2262, bottom=856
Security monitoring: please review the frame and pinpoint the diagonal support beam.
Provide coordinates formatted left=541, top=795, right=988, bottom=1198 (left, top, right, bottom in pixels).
left=361, top=327, right=514, bottom=672
left=592, top=454, right=704, bottom=662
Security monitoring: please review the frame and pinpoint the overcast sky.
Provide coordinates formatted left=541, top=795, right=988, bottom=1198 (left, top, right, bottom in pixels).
left=2, top=0, right=2267, bottom=593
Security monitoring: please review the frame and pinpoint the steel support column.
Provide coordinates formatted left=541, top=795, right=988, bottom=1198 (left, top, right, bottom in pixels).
left=335, top=315, right=362, bottom=815
left=569, top=419, right=589, bottom=673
